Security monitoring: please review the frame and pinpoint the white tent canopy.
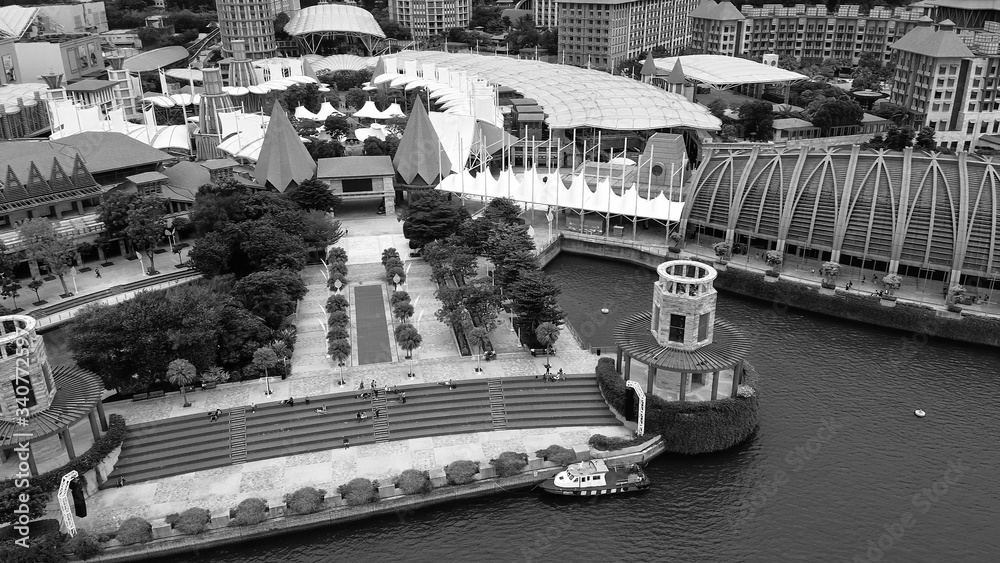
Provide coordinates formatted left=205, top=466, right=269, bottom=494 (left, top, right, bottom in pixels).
left=353, top=100, right=384, bottom=119
left=653, top=55, right=808, bottom=89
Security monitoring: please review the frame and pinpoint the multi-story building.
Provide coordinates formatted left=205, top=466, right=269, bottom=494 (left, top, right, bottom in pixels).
left=270, top=0, right=301, bottom=16
left=920, top=0, right=1000, bottom=30
left=689, top=1, right=929, bottom=65
left=558, top=0, right=700, bottom=71
left=389, top=0, right=470, bottom=40
left=889, top=20, right=1000, bottom=152
left=37, top=2, right=109, bottom=35
left=534, top=0, right=558, bottom=28
left=14, top=34, right=106, bottom=83
left=217, top=0, right=277, bottom=60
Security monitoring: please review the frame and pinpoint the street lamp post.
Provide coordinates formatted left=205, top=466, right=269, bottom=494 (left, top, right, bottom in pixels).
left=334, top=279, right=343, bottom=293
left=393, top=273, right=401, bottom=291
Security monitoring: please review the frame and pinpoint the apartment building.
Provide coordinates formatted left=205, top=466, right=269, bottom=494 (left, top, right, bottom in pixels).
left=889, top=20, right=1000, bottom=152
left=558, top=0, right=700, bottom=71
left=389, top=0, right=470, bottom=40
left=689, top=1, right=928, bottom=65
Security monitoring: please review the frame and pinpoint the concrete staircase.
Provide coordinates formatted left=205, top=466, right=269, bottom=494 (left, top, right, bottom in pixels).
left=487, top=378, right=508, bottom=430
left=103, top=376, right=621, bottom=487
left=229, top=407, right=247, bottom=465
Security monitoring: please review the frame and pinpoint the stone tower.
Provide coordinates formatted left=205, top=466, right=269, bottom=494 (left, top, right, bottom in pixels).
left=0, top=315, right=56, bottom=420
left=217, top=0, right=277, bottom=60
left=650, top=260, right=718, bottom=352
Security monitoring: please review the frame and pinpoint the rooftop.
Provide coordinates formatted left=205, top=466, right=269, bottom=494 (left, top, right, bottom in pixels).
left=64, top=79, right=117, bottom=93
left=614, top=313, right=752, bottom=373
left=773, top=117, right=816, bottom=129
left=0, top=133, right=175, bottom=175
left=891, top=26, right=975, bottom=58
left=126, top=171, right=169, bottom=184
left=653, top=55, right=808, bottom=88
left=317, top=156, right=394, bottom=179
left=0, top=5, right=38, bottom=39
left=285, top=4, right=385, bottom=39
left=689, top=0, right=745, bottom=21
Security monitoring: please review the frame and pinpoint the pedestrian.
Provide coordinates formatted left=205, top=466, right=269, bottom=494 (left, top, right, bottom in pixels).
left=250, top=403, right=256, bottom=413
left=448, top=379, right=456, bottom=390
left=356, top=412, right=362, bottom=422
left=287, top=397, right=295, bottom=407
left=873, top=274, right=879, bottom=284
left=370, top=379, right=377, bottom=389
left=359, top=381, right=365, bottom=390
left=343, top=437, right=349, bottom=448
left=383, top=384, right=390, bottom=395
left=811, top=268, right=815, bottom=275
left=399, top=392, right=406, bottom=404
left=95, top=268, right=102, bottom=278
left=211, top=414, right=218, bottom=423
left=862, top=275, right=866, bottom=284
left=118, top=476, right=125, bottom=488
left=315, top=405, right=327, bottom=414
left=215, top=409, right=222, bottom=417
left=373, top=408, right=381, bottom=419
left=305, top=397, right=311, bottom=405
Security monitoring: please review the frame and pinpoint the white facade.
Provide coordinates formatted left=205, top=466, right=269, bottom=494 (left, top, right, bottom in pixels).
left=389, top=0, right=470, bottom=39
left=534, top=0, right=558, bottom=28
left=38, top=2, right=108, bottom=35
left=271, top=0, right=301, bottom=16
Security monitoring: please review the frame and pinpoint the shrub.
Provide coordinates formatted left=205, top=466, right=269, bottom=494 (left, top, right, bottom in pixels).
left=328, top=310, right=350, bottom=327
left=284, top=486, right=327, bottom=515
left=201, top=366, right=229, bottom=384
left=381, top=248, right=400, bottom=265
left=338, top=478, right=378, bottom=505
left=327, top=247, right=348, bottom=263
left=445, top=460, right=479, bottom=485
left=326, top=294, right=349, bottom=313
left=328, top=261, right=349, bottom=276
left=489, top=451, right=528, bottom=477
left=821, top=281, right=837, bottom=290
left=764, top=250, right=783, bottom=268
left=588, top=434, right=650, bottom=451
left=165, top=507, right=211, bottom=535
left=395, top=469, right=432, bottom=494
left=328, top=272, right=348, bottom=290
left=66, top=530, right=102, bottom=559
left=535, top=445, right=576, bottom=466
left=712, top=241, right=731, bottom=261
left=765, top=269, right=780, bottom=278
left=229, top=498, right=268, bottom=526
left=390, top=290, right=410, bottom=307
left=327, top=325, right=349, bottom=340
left=116, top=517, right=153, bottom=545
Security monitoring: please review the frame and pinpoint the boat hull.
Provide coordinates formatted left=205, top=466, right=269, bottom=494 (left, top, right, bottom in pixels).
left=540, top=479, right=651, bottom=496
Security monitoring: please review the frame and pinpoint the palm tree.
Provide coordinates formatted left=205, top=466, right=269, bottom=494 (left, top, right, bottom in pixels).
left=166, top=358, right=197, bottom=407
left=271, top=340, right=292, bottom=378
left=394, top=323, right=422, bottom=377
left=535, top=322, right=560, bottom=376
left=252, top=347, right=279, bottom=396
left=468, top=327, right=489, bottom=372
left=327, top=338, right=351, bottom=385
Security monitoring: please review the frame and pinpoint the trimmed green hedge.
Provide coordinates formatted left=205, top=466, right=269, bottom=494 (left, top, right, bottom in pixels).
left=588, top=433, right=650, bottom=452
left=489, top=452, right=529, bottom=477
left=284, top=486, right=327, bottom=515
left=395, top=469, right=432, bottom=495
left=165, top=507, right=211, bottom=535
left=535, top=445, right=576, bottom=466
left=66, top=530, right=102, bottom=559
left=0, top=413, right=127, bottom=524
left=338, top=478, right=378, bottom=505
left=116, top=517, right=153, bottom=545
left=595, top=357, right=760, bottom=455
left=445, top=460, right=479, bottom=485
left=700, top=261, right=1000, bottom=347
left=229, top=498, right=268, bottom=527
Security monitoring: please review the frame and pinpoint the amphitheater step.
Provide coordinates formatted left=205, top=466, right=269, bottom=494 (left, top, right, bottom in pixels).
left=371, top=393, right=390, bottom=443
left=229, top=407, right=247, bottom=465
left=487, top=378, right=508, bottom=430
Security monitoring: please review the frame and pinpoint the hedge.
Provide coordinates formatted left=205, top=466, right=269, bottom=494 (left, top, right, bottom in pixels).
left=339, top=478, right=378, bottom=505
left=229, top=498, right=268, bottom=527
left=66, top=530, right=102, bottom=559
left=326, top=294, right=349, bottom=313
left=327, top=247, right=348, bottom=264
left=445, top=460, right=479, bottom=485
left=390, top=290, right=411, bottom=307
left=588, top=434, right=650, bottom=452
left=395, top=469, right=431, bottom=495
left=704, top=262, right=1000, bottom=347
left=284, top=486, right=327, bottom=515
left=595, top=357, right=760, bottom=455
left=328, top=310, right=350, bottom=327
left=328, top=261, right=349, bottom=277
left=0, top=413, right=127, bottom=524
left=489, top=452, right=529, bottom=477
left=327, top=325, right=349, bottom=340
left=165, top=507, right=211, bottom=535
left=535, top=445, right=576, bottom=466
left=116, top=517, right=153, bottom=545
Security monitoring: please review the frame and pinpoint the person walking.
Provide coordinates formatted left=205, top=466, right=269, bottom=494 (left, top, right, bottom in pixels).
left=343, top=437, right=349, bottom=448
left=370, top=379, right=377, bottom=389
left=118, top=476, right=126, bottom=488
left=373, top=408, right=381, bottom=419
left=250, top=403, right=256, bottom=413
left=399, top=392, right=406, bottom=404
left=95, top=268, right=102, bottom=278
left=359, top=381, right=365, bottom=390
left=211, top=413, right=218, bottom=423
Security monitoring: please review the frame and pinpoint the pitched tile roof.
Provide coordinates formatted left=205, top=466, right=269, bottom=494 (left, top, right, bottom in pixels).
left=891, top=26, right=974, bottom=59
left=45, top=132, right=175, bottom=174
left=317, top=156, right=394, bottom=179
left=0, top=153, right=100, bottom=211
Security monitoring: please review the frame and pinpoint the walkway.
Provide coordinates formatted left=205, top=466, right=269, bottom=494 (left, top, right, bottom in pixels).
left=104, top=376, right=619, bottom=486
left=353, top=284, right=393, bottom=365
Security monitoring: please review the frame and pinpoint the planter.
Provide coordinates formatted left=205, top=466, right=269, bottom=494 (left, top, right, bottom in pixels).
left=946, top=304, right=963, bottom=313
left=879, top=298, right=897, bottom=308
left=202, top=382, right=218, bottom=390
left=667, top=246, right=681, bottom=254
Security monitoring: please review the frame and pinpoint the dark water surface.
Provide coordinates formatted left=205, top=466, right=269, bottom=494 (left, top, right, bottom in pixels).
left=116, top=254, right=1000, bottom=563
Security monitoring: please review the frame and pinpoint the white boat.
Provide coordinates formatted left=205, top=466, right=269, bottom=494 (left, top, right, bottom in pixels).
left=540, top=459, right=650, bottom=496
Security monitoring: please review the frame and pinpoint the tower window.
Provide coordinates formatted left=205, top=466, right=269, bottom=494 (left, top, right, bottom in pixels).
left=698, top=313, right=710, bottom=341
left=668, top=314, right=685, bottom=342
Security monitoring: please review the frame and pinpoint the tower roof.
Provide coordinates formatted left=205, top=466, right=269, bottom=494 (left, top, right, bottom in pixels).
left=371, top=56, right=388, bottom=81
left=891, top=26, right=974, bottom=58
left=253, top=104, right=317, bottom=192
left=689, top=0, right=745, bottom=20
left=392, top=101, right=451, bottom=187
left=666, top=60, right=687, bottom=84
left=640, top=53, right=659, bottom=76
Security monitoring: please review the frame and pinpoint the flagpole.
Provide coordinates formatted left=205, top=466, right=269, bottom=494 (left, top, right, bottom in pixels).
left=580, top=139, right=587, bottom=229
left=647, top=152, right=654, bottom=238
left=596, top=131, right=602, bottom=234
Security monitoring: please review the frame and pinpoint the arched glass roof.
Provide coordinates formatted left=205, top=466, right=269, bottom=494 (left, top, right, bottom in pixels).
left=285, top=5, right=385, bottom=39
left=391, top=52, right=720, bottom=131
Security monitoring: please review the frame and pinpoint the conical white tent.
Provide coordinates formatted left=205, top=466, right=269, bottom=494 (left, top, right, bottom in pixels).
left=381, top=103, right=406, bottom=118
left=353, top=100, right=384, bottom=119
left=315, top=102, right=342, bottom=121
left=295, top=105, right=319, bottom=120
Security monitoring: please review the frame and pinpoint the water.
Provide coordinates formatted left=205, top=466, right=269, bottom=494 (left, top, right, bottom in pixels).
left=100, top=254, right=1000, bottom=563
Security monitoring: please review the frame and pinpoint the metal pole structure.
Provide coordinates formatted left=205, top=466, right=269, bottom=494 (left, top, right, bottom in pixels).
left=59, top=470, right=79, bottom=537
left=580, top=138, right=587, bottom=229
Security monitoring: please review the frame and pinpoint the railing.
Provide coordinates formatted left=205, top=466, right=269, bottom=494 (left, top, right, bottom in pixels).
left=560, top=230, right=672, bottom=255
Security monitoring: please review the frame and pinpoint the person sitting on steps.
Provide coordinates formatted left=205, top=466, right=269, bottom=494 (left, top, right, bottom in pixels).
left=315, top=405, right=328, bottom=414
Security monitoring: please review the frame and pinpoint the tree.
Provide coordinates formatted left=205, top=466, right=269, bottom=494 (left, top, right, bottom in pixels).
left=324, top=115, right=352, bottom=139
left=535, top=322, right=560, bottom=375
left=915, top=126, right=937, bottom=151
left=393, top=322, right=422, bottom=376
left=327, top=338, right=351, bottom=384
left=882, top=273, right=903, bottom=296
left=252, top=346, right=278, bottom=393
left=345, top=88, right=367, bottom=111
left=189, top=230, right=234, bottom=278
left=166, top=358, right=197, bottom=407
left=1, top=277, right=21, bottom=310
left=738, top=100, right=774, bottom=141
left=713, top=241, right=731, bottom=262
left=301, top=211, right=344, bottom=249
left=402, top=191, right=470, bottom=248
left=707, top=99, right=727, bottom=120
left=820, top=261, right=841, bottom=287
left=510, top=270, right=565, bottom=334
left=286, top=179, right=342, bottom=213
left=125, top=196, right=167, bottom=274
left=27, top=279, right=43, bottom=304
left=238, top=219, right=308, bottom=274
left=232, top=269, right=308, bottom=329
left=19, top=218, right=75, bottom=295
left=281, top=83, right=322, bottom=114
left=507, top=15, right=540, bottom=50
left=482, top=197, right=523, bottom=225
left=871, top=102, right=908, bottom=125
left=363, top=137, right=386, bottom=156
left=98, top=190, right=138, bottom=241
left=392, top=300, right=414, bottom=322
left=865, top=125, right=915, bottom=151
left=765, top=250, right=783, bottom=271
left=806, top=98, right=864, bottom=134
left=307, top=139, right=346, bottom=160
left=469, top=326, right=489, bottom=372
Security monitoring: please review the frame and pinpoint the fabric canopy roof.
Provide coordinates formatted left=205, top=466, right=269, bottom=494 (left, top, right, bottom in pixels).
left=285, top=4, right=385, bottom=38
left=652, top=55, right=807, bottom=88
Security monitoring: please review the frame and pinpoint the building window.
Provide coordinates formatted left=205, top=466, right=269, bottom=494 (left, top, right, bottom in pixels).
left=10, top=377, right=37, bottom=409
left=698, top=313, right=710, bottom=341
left=968, top=122, right=975, bottom=134
left=668, top=314, right=685, bottom=343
